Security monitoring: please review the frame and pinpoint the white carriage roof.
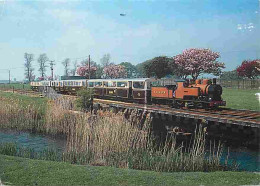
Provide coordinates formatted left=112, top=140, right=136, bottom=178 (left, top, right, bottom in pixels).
left=35, top=78, right=156, bottom=82
left=87, top=78, right=155, bottom=82
left=62, top=79, right=87, bottom=82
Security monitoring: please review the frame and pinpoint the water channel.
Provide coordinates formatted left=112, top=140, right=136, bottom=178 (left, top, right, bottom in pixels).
left=0, top=129, right=66, bottom=152
left=0, top=129, right=259, bottom=172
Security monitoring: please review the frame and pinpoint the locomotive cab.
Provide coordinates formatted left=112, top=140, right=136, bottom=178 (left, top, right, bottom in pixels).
left=151, top=78, right=226, bottom=109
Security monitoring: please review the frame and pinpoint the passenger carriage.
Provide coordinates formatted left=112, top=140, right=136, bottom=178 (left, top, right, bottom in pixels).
left=30, top=81, right=49, bottom=91
left=50, top=81, right=62, bottom=92
left=87, top=78, right=155, bottom=104
left=61, top=79, right=87, bottom=94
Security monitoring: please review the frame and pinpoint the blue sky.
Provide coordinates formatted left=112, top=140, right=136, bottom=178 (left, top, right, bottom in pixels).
left=0, top=0, right=259, bottom=80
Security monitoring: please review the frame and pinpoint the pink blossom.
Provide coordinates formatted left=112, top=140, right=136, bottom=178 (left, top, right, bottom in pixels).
left=47, top=76, right=53, bottom=80
left=37, top=76, right=44, bottom=81
left=174, top=48, right=225, bottom=79
left=77, top=65, right=97, bottom=77
left=103, top=64, right=127, bottom=79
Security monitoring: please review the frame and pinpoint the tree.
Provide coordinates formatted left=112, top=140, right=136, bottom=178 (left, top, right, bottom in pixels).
left=119, top=62, right=137, bottom=78
left=236, top=59, right=260, bottom=79
left=76, top=88, right=93, bottom=111
left=100, top=54, right=111, bottom=67
left=136, top=62, right=148, bottom=77
left=174, top=48, right=225, bottom=80
left=76, top=65, right=97, bottom=78
left=136, top=56, right=174, bottom=78
left=47, top=76, right=53, bottom=80
left=62, top=58, right=70, bottom=76
left=24, top=53, right=34, bottom=82
left=95, top=64, right=103, bottom=79
left=148, top=56, right=174, bottom=78
left=103, top=64, right=127, bottom=79
left=37, top=53, right=49, bottom=79
left=71, top=60, right=78, bottom=76
left=78, top=58, right=102, bottom=78
left=37, top=76, right=44, bottom=81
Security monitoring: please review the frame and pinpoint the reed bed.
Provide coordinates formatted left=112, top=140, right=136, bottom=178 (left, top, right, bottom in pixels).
left=0, top=96, right=45, bottom=132
left=0, top=94, right=233, bottom=172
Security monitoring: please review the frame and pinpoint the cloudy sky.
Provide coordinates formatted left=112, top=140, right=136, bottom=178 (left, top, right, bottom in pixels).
left=0, top=0, right=259, bottom=81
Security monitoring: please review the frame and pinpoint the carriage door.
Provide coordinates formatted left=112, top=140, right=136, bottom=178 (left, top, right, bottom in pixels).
left=128, top=81, right=133, bottom=99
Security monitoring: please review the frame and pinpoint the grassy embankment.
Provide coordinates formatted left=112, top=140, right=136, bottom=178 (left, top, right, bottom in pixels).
left=0, top=83, right=31, bottom=90
left=0, top=155, right=259, bottom=186
left=222, top=88, right=259, bottom=110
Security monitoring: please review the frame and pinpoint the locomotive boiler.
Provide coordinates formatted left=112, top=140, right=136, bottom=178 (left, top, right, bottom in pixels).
left=151, top=78, right=226, bottom=108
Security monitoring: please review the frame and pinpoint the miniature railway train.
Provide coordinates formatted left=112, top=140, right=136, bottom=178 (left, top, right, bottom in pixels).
left=30, top=78, right=226, bottom=108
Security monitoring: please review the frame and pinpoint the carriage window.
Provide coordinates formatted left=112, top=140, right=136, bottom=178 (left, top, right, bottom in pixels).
left=60, top=82, right=63, bottom=86
left=88, top=82, right=94, bottom=87
left=104, top=81, right=115, bottom=87
left=82, top=81, right=86, bottom=86
left=133, top=81, right=145, bottom=89
left=117, top=82, right=127, bottom=87
left=95, top=82, right=103, bottom=87
left=107, top=81, right=116, bottom=87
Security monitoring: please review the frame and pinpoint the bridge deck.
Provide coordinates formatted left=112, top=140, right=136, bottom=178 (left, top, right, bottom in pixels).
left=93, top=99, right=260, bottom=128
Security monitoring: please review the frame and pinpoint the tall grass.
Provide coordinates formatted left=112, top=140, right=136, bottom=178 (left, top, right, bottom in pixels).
left=0, top=143, right=61, bottom=161
left=0, top=93, right=233, bottom=172
left=0, top=96, right=45, bottom=132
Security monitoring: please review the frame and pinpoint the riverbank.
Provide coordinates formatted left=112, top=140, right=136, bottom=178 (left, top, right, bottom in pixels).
left=0, top=155, right=259, bottom=186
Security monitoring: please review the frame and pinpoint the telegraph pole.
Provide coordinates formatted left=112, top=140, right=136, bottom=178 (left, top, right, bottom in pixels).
left=9, top=70, right=10, bottom=84
left=49, top=60, right=55, bottom=80
left=88, top=55, right=91, bottom=79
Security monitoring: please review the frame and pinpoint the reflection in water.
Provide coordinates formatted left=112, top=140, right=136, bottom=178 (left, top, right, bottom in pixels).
left=221, top=147, right=260, bottom=172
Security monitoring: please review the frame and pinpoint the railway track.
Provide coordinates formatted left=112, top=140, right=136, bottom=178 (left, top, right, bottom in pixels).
left=93, top=98, right=260, bottom=128
left=51, top=94, right=260, bottom=126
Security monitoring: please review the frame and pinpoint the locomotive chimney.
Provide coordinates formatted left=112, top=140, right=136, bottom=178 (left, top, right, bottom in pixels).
left=213, top=78, right=216, bottom=84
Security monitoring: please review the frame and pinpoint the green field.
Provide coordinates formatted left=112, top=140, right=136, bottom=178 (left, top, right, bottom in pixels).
left=0, top=83, right=31, bottom=90
left=222, top=88, right=259, bottom=110
left=0, top=91, right=47, bottom=108
left=0, top=155, right=259, bottom=186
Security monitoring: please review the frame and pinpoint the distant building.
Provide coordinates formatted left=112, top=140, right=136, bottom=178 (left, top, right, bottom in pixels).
left=60, top=76, right=87, bottom=80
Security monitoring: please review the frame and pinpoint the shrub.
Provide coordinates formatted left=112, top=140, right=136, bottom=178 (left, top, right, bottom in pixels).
left=75, top=88, right=93, bottom=111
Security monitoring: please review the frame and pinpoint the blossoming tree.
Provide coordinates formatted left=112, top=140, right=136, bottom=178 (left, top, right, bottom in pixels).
left=103, top=64, right=127, bottom=79
left=76, top=65, right=97, bottom=78
left=37, top=76, right=44, bottom=81
left=47, top=76, right=53, bottom=80
left=174, top=48, right=225, bottom=80
left=236, top=59, right=260, bottom=79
